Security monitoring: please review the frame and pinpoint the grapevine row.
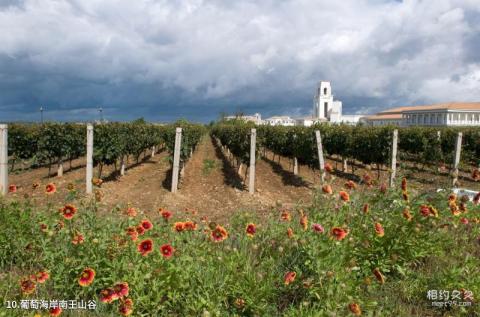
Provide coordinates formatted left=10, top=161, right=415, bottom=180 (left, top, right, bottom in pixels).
left=212, top=121, right=480, bottom=177
left=8, top=120, right=206, bottom=178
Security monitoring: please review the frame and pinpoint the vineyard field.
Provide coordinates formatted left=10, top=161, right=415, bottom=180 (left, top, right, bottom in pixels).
left=0, top=120, right=480, bottom=316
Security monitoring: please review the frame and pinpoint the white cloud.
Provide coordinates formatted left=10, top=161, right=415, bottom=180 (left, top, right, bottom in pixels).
left=0, top=0, right=479, bottom=120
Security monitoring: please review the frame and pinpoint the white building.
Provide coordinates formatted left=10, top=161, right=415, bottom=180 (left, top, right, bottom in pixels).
left=311, top=81, right=362, bottom=125
left=224, top=113, right=262, bottom=125
left=295, top=116, right=326, bottom=127
left=363, top=103, right=480, bottom=126
left=264, top=116, right=296, bottom=126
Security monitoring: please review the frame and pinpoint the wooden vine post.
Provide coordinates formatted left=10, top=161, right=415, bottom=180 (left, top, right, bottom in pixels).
left=57, top=160, right=63, bottom=177
left=171, top=127, right=182, bottom=193
left=120, top=158, right=126, bottom=176
left=453, top=132, right=462, bottom=187
left=86, top=124, right=94, bottom=194
left=389, top=129, right=398, bottom=187
left=0, top=124, right=8, bottom=195
left=293, top=134, right=298, bottom=175
left=249, top=128, right=256, bottom=194
left=315, top=130, right=325, bottom=183
left=293, top=157, right=299, bottom=175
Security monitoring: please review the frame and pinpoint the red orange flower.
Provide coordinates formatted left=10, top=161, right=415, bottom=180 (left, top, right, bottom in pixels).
left=35, top=270, right=49, bottom=284
left=339, top=191, right=350, bottom=202
left=20, top=276, right=36, bottom=294
left=72, top=233, right=84, bottom=245
left=322, top=184, right=333, bottom=194
left=403, top=208, right=413, bottom=221
left=78, top=268, right=95, bottom=287
left=300, top=215, right=308, bottom=231
left=49, top=307, right=62, bottom=316
left=211, top=225, right=228, bottom=242
left=362, top=203, right=369, bottom=214
left=99, top=288, right=118, bottom=303
left=472, top=169, right=480, bottom=181
left=136, top=225, right=145, bottom=236
left=137, top=239, right=154, bottom=256
left=448, top=193, right=457, bottom=205
left=174, top=222, right=186, bottom=232
left=402, top=190, right=409, bottom=201
left=348, top=303, right=362, bottom=316
left=284, top=271, right=296, bottom=285
left=450, top=203, right=461, bottom=216
left=92, top=177, right=103, bottom=187
left=344, top=180, right=356, bottom=190
left=126, top=207, right=137, bottom=217
left=234, top=298, right=246, bottom=309
left=312, top=223, right=324, bottom=233
left=160, top=244, right=175, bottom=258
left=55, top=220, right=65, bottom=231
left=401, top=177, right=407, bottom=191
left=331, top=227, right=348, bottom=241
left=287, top=227, right=294, bottom=238
left=372, top=267, right=385, bottom=284
left=324, top=163, right=333, bottom=173
left=159, top=208, right=172, bottom=220
left=363, top=173, right=372, bottom=186
left=374, top=222, right=384, bottom=237
left=126, top=227, right=138, bottom=241
left=245, top=223, right=256, bottom=237
left=474, top=192, right=480, bottom=205
left=113, top=282, right=129, bottom=298
left=119, top=298, right=133, bottom=316
left=379, top=183, right=387, bottom=193
left=45, top=183, right=56, bottom=194
left=184, top=221, right=197, bottom=231
left=60, top=204, right=77, bottom=220
left=40, top=223, right=48, bottom=233
left=280, top=211, right=291, bottom=222
left=420, top=205, right=439, bottom=217
left=460, top=217, right=469, bottom=224
left=420, top=205, right=430, bottom=217
left=140, top=219, right=153, bottom=231
left=8, top=184, right=17, bottom=193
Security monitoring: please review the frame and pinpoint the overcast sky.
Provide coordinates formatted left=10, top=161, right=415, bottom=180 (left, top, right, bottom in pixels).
left=1, top=0, right=479, bottom=123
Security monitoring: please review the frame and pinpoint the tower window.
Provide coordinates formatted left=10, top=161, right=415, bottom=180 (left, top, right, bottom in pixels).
left=324, top=87, right=327, bottom=95
left=324, top=102, right=328, bottom=117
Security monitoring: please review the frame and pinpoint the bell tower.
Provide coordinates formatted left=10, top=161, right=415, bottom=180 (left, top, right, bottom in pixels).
left=313, top=81, right=333, bottom=119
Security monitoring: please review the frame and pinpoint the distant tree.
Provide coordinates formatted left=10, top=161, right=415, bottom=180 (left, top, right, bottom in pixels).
left=132, top=118, right=147, bottom=124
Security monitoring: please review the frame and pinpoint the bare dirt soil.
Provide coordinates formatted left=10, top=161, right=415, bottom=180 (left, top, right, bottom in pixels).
left=5, top=137, right=479, bottom=224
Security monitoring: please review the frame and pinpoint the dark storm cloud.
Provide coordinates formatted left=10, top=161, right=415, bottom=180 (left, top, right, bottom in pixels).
left=0, top=0, right=479, bottom=123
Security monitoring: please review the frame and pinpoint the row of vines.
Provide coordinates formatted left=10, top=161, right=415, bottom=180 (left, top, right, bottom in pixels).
left=212, top=120, right=480, bottom=175
left=7, top=119, right=205, bottom=178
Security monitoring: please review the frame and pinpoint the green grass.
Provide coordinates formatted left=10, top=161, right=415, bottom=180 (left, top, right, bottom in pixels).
left=202, top=159, right=217, bottom=176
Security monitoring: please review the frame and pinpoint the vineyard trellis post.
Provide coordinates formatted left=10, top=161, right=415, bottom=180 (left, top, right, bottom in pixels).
left=315, top=130, right=325, bottom=183
left=120, top=158, right=126, bottom=176
left=293, top=133, right=298, bottom=175
left=171, top=127, right=182, bottom=193
left=86, top=124, right=94, bottom=194
left=151, top=146, right=156, bottom=158
left=453, top=132, right=462, bottom=187
left=57, top=160, right=63, bottom=177
left=389, top=129, right=398, bottom=187
left=249, top=128, right=256, bottom=194
left=0, top=124, right=8, bottom=195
